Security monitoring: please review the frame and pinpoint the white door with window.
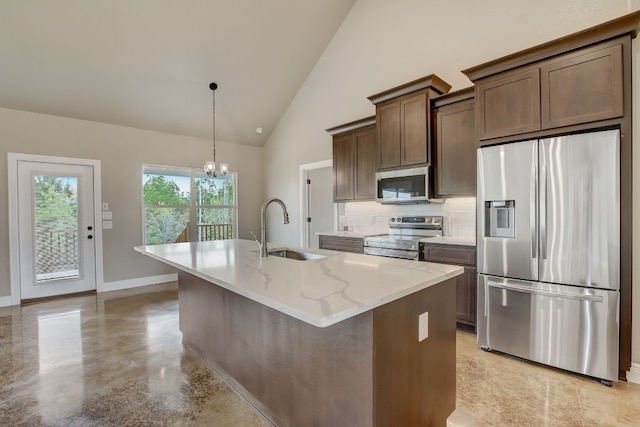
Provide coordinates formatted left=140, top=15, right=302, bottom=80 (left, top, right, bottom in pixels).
left=15, top=160, right=97, bottom=300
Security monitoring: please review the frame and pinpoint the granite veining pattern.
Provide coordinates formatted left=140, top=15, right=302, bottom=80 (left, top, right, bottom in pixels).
left=1, top=283, right=639, bottom=426
left=134, top=239, right=463, bottom=327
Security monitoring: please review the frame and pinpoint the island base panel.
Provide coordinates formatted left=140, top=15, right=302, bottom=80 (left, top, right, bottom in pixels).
left=178, top=271, right=456, bottom=426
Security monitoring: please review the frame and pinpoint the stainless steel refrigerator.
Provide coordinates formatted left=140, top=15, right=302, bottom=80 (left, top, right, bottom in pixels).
left=476, top=129, right=620, bottom=384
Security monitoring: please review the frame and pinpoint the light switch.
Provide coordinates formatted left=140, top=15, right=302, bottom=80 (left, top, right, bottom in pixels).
left=418, top=312, right=429, bottom=342
left=102, top=203, right=109, bottom=211
left=103, top=211, right=112, bottom=220
left=102, top=221, right=113, bottom=229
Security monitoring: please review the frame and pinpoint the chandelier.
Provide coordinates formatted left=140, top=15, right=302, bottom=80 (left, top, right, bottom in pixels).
left=204, top=82, right=228, bottom=177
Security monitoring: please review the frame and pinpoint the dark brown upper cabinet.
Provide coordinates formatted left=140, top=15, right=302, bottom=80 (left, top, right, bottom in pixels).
left=327, top=117, right=376, bottom=202
left=368, top=75, right=451, bottom=171
left=463, top=12, right=638, bottom=144
left=432, top=87, right=477, bottom=197
left=541, top=43, right=623, bottom=129
left=476, top=68, right=541, bottom=140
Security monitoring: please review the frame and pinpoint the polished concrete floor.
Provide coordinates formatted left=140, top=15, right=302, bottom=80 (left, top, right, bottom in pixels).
left=1, top=282, right=639, bottom=426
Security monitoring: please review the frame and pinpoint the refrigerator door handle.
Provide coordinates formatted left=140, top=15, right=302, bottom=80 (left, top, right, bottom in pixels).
left=487, top=281, right=604, bottom=302
left=530, top=152, right=537, bottom=259
left=540, top=162, right=547, bottom=259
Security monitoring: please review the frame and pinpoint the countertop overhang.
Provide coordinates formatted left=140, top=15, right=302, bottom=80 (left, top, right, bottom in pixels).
left=135, top=239, right=463, bottom=328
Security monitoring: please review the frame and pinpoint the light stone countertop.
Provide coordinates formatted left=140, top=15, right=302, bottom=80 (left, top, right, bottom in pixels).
left=421, top=236, right=477, bottom=246
left=315, top=230, right=383, bottom=238
left=135, top=239, right=463, bottom=328
left=316, top=231, right=476, bottom=246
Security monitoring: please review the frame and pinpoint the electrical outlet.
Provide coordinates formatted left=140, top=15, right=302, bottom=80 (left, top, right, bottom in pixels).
left=418, top=312, right=429, bottom=342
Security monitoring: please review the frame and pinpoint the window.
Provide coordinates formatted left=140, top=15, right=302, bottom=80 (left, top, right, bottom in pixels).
left=142, top=165, right=236, bottom=245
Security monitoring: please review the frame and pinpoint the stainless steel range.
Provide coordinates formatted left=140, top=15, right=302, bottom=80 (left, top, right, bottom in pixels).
left=364, top=216, right=442, bottom=260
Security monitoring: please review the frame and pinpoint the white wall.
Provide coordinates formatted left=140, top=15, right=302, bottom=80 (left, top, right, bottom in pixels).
left=262, top=0, right=640, bottom=374
left=0, top=107, right=263, bottom=297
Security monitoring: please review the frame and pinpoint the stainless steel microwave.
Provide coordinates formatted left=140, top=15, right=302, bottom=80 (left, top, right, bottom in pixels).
left=375, top=166, right=435, bottom=204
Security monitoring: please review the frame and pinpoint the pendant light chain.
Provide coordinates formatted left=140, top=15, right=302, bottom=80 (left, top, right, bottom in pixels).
left=211, top=83, right=218, bottom=163
left=204, top=82, right=227, bottom=177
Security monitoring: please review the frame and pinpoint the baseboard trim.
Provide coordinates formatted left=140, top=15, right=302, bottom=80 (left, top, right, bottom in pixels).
left=627, top=363, right=640, bottom=384
left=99, top=273, right=178, bottom=293
left=0, top=296, right=14, bottom=308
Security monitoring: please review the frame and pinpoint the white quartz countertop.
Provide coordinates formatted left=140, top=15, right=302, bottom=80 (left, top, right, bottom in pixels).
left=315, top=231, right=382, bottom=238
left=421, top=236, right=476, bottom=246
left=135, top=239, right=463, bottom=328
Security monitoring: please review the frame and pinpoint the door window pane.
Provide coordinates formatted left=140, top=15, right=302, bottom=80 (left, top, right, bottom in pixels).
left=34, top=175, right=79, bottom=281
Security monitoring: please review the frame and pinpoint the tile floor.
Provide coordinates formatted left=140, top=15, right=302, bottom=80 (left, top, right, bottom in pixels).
left=1, top=282, right=639, bottom=426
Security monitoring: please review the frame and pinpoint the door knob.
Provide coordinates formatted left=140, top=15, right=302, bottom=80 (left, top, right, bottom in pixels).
left=87, top=226, right=93, bottom=231
left=87, top=235, right=93, bottom=239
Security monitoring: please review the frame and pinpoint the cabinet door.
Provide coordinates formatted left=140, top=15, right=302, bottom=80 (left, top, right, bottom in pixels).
left=401, top=92, right=428, bottom=166
left=456, top=267, right=477, bottom=326
left=377, top=102, right=401, bottom=169
left=333, top=134, right=354, bottom=201
left=541, top=43, right=623, bottom=129
left=354, top=128, right=376, bottom=200
left=434, top=99, right=477, bottom=197
left=422, top=244, right=476, bottom=266
left=476, top=69, right=541, bottom=140
left=318, top=235, right=364, bottom=253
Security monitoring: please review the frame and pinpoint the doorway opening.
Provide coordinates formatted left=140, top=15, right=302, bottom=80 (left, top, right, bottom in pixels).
left=299, top=160, right=335, bottom=248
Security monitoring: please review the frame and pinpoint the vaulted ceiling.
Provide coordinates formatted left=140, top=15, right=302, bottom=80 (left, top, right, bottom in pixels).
left=0, top=0, right=356, bottom=147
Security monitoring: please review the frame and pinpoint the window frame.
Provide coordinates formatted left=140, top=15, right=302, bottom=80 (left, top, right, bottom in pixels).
left=142, top=164, right=238, bottom=245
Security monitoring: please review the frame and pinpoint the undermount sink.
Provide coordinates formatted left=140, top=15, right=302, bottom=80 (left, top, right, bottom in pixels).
left=268, top=248, right=326, bottom=261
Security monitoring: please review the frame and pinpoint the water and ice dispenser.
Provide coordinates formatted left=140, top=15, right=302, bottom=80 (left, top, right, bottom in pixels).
left=485, top=200, right=515, bottom=238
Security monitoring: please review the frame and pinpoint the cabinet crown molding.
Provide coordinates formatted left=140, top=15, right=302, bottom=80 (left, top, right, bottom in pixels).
left=432, top=86, right=475, bottom=108
left=367, top=74, right=451, bottom=105
left=326, top=116, right=376, bottom=136
left=462, top=10, right=640, bottom=81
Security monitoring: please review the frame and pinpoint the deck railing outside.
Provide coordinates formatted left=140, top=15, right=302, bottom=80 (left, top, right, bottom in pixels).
left=36, top=229, right=79, bottom=274
left=174, top=223, right=234, bottom=243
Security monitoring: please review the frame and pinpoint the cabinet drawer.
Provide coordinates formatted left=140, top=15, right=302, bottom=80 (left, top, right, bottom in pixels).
left=318, top=235, right=364, bottom=254
left=422, top=244, right=476, bottom=266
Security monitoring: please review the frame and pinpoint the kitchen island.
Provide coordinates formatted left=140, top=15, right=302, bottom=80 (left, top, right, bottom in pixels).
left=135, top=239, right=462, bottom=426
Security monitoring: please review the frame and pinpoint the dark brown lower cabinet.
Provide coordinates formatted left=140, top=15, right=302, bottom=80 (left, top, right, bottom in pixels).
left=422, top=243, right=476, bottom=332
left=455, top=267, right=476, bottom=331
left=318, top=235, right=364, bottom=254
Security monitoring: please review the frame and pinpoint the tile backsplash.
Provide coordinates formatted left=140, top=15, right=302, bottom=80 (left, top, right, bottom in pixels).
left=339, top=198, right=476, bottom=238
